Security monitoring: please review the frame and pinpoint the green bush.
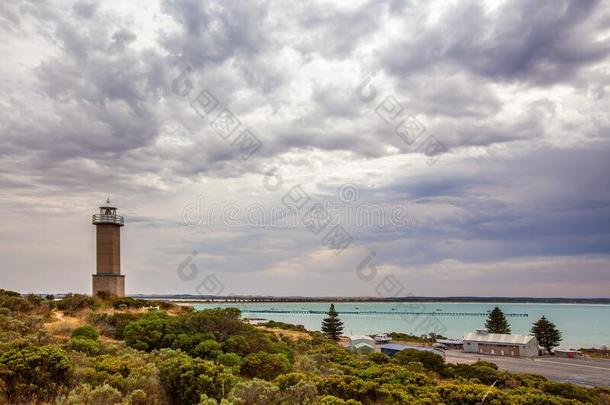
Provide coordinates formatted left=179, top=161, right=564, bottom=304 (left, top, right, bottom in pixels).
left=541, top=381, right=592, bottom=403
left=241, top=352, right=291, bottom=380
left=158, top=350, right=236, bottom=405
left=89, top=312, right=144, bottom=339
left=262, top=320, right=307, bottom=332
left=0, top=294, right=605, bottom=405
left=72, top=325, right=100, bottom=340
left=216, top=352, right=242, bottom=368
left=55, top=294, right=100, bottom=315
left=193, top=339, right=222, bottom=359
left=111, top=297, right=147, bottom=309
left=368, top=352, right=389, bottom=364
left=0, top=345, right=71, bottom=402
left=315, top=395, right=363, bottom=405
left=393, top=349, right=445, bottom=374
left=70, top=336, right=102, bottom=355
left=124, top=312, right=175, bottom=351
left=444, top=361, right=500, bottom=385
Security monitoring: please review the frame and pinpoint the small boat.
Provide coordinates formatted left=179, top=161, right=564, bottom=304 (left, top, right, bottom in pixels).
left=374, top=333, right=392, bottom=343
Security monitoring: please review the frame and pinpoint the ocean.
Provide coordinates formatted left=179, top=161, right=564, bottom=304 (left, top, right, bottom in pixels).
left=192, top=301, right=610, bottom=349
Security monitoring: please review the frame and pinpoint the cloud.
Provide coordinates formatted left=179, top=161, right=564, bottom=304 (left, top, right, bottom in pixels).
left=0, top=0, right=609, bottom=296
left=381, top=0, right=610, bottom=85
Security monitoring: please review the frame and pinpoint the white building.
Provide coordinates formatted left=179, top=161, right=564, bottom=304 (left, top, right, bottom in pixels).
left=347, top=335, right=376, bottom=353
left=463, top=330, right=538, bottom=357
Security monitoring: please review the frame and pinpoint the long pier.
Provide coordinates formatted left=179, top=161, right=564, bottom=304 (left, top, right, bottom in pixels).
left=238, top=309, right=528, bottom=317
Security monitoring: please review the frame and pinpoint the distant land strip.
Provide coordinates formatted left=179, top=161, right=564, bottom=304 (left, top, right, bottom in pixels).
left=32, top=294, right=610, bottom=304
left=121, top=295, right=610, bottom=304
left=221, top=309, right=529, bottom=317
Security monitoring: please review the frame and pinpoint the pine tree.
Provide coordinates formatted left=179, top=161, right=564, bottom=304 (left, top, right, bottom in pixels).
left=531, top=316, right=562, bottom=354
left=321, top=303, right=344, bottom=341
left=485, top=306, right=511, bottom=334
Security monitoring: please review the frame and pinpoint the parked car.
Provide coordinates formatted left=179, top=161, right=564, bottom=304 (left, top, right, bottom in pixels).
left=374, top=333, right=392, bottom=343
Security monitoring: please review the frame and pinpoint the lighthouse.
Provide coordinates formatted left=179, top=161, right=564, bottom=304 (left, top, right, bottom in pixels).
left=92, top=198, right=125, bottom=297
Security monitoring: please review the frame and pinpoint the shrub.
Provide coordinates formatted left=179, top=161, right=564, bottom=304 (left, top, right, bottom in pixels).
left=55, top=294, right=100, bottom=315
left=224, top=335, right=251, bottom=356
left=241, top=352, right=291, bottom=380
left=72, top=326, right=100, bottom=340
left=124, top=312, right=175, bottom=351
left=541, top=381, right=592, bottom=403
left=393, top=349, right=445, bottom=374
left=111, top=297, right=147, bottom=309
left=227, top=378, right=280, bottom=404
left=316, top=395, right=363, bottom=404
left=89, top=312, right=144, bottom=339
left=158, top=351, right=236, bottom=405
left=70, top=337, right=102, bottom=355
left=192, top=339, right=222, bottom=359
left=216, top=352, right=242, bottom=368
left=436, top=383, right=509, bottom=404
left=444, top=362, right=499, bottom=385
left=0, top=345, right=71, bottom=402
left=60, top=383, right=123, bottom=405
left=262, top=320, right=307, bottom=332
left=368, top=352, right=389, bottom=364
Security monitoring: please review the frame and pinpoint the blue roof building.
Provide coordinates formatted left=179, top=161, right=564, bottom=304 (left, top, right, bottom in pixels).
left=380, top=344, right=445, bottom=360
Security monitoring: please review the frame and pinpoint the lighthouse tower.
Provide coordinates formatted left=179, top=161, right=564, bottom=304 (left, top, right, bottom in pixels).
left=92, top=198, right=125, bottom=297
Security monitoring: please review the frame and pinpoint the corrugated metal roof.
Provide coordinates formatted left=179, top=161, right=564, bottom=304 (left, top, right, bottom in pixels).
left=354, top=342, right=375, bottom=349
left=463, top=332, right=535, bottom=345
left=380, top=344, right=435, bottom=352
left=381, top=343, right=408, bottom=351
left=436, top=339, right=463, bottom=344
left=347, top=335, right=375, bottom=342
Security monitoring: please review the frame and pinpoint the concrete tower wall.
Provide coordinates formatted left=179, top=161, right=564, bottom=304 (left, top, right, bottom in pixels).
left=92, top=208, right=124, bottom=297
left=96, top=224, right=121, bottom=275
left=92, top=274, right=125, bottom=297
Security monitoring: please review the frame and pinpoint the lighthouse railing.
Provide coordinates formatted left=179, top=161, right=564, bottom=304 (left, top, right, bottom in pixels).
left=92, top=214, right=124, bottom=225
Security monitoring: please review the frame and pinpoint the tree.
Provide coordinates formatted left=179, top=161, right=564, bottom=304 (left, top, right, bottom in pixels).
left=485, top=307, right=511, bottom=334
left=321, top=304, right=344, bottom=341
left=531, top=316, right=562, bottom=354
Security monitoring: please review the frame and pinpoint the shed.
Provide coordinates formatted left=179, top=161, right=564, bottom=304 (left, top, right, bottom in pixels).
left=380, top=344, right=445, bottom=359
left=347, top=335, right=376, bottom=353
left=435, top=338, right=463, bottom=350
left=463, top=330, right=538, bottom=357
left=554, top=348, right=581, bottom=358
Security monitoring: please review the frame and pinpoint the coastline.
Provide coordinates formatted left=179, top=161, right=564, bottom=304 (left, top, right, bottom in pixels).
left=186, top=300, right=610, bottom=350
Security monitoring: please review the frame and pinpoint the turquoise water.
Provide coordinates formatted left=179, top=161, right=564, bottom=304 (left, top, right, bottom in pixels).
left=193, top=302, right=610, bottom=349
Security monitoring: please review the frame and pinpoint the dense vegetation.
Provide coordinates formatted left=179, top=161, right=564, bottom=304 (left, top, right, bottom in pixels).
left=0, top=289, right=608, bottom=404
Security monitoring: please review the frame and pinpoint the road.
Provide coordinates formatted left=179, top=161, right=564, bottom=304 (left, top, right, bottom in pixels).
left=444, top=351, right=610, bottom=387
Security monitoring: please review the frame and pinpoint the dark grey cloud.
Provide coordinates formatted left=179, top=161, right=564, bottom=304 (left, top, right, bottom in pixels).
left=160, top=0, right=270, bottom=68
left=382, top=0, right=610, bottom=85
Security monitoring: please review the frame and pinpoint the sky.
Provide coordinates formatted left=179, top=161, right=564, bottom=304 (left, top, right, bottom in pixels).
left=1, top=0, right=609, bottom=297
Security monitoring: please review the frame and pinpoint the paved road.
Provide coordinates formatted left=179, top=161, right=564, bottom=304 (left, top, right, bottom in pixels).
left=444, top=351, right=610, bottom=387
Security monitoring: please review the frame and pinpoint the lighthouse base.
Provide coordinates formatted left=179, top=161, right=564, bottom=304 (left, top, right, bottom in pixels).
left=92, top=274, right=125, bottom=297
